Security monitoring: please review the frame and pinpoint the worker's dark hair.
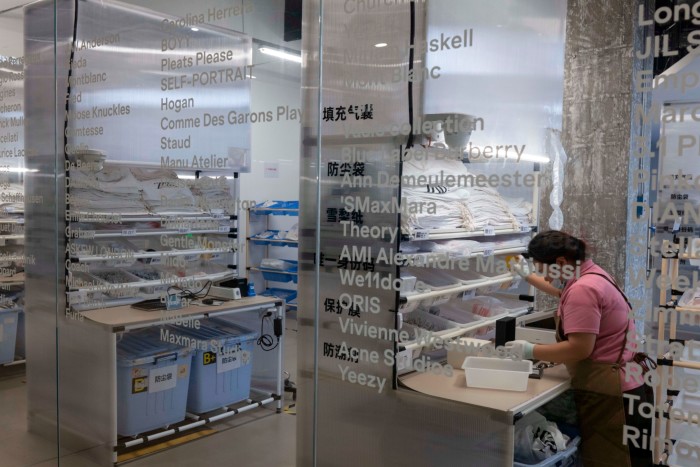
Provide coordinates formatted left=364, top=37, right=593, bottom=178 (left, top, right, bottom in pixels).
left=524, top=230, right=586, bottom=264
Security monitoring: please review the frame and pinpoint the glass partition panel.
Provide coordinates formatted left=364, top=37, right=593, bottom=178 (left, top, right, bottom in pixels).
left=30, top=0, right=302, bottom=465
left=1, top=2, right=60, bottom=466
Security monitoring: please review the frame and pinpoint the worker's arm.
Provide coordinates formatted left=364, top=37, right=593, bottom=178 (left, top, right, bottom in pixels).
left=524, top=274, right=562, bottom=298
left=510, top=255, right=561, bottom=297
left=532, top=332, right=596, bottom=363
left=506, top=333, right=595, bottom=362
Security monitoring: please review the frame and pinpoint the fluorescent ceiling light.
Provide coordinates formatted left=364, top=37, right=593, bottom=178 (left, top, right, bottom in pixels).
left=374, top=43, right=388, bottom=48
left=179, top=174, right=235, bottom=180
left=518, top=154, right=550, bottom=163
left=259, top=47, right=301, bottom=63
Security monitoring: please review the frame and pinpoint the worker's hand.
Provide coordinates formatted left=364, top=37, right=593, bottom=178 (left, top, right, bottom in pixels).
left=505, top=340, right=535, bottom=360
left=509, top=255, right=532, bottom=278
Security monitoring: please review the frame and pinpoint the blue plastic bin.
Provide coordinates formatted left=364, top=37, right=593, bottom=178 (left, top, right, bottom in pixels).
left=259, top=259, right=297, bottom=283
left=254, top=200, right=299, bottom=215
left=15, top=310, right=24, bottom=359
left=262, top=288, right=297, bottom=303
left=250, top=230, right=280, bottom=246
left=254, top=201, right=284, bottom=215
left=0, top=309, right=19, bottom=365
left=169, top=318, right=257, bottom=413
left=117, top=330, right=193, bottom=436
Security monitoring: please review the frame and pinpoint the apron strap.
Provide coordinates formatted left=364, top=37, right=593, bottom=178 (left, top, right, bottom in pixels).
left=571, top=272, right=632, bottom=366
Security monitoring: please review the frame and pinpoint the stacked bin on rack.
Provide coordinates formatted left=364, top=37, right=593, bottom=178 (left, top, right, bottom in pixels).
left=117, top=329, right=193, bottom=436
left=169, top=318, right=258, bottom=413
left=0, top=310, right=19, bottom=364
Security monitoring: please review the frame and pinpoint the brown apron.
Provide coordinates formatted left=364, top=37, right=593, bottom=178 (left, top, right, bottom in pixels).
left=555, top=272, right=632, bottom=467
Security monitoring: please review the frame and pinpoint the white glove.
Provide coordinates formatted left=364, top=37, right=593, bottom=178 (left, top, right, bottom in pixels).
left=510, top=255, right=532, bottom=279
left=505, top=340, right=535, bottom=360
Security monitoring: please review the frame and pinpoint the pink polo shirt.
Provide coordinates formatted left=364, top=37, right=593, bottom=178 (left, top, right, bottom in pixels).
left=558, top=260, right=640, bottom=392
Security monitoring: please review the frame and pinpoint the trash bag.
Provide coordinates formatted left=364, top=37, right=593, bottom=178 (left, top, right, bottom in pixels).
left=514, top=411, right=569, bottom=464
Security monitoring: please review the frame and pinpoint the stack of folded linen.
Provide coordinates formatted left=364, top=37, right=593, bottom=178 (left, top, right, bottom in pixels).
left=131, top=168, right=202, bottom=214
left=418, top=239, right=495, bottom=257
left=492, top=235, right=530, bottom=250
left=0, top=183, right=24, bottom=214
left=190, top=176, right=233, bottom=213
left=503, top=197, right=534, bottom=226
left=401, top=152, right=473, bottom=234
left=462, top=186, right=518, bottom=231
left=69, top=166, right=147, bottom=214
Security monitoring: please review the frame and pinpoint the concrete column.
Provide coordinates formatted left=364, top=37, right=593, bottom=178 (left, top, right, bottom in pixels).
left=539, top=0, right=652, bottom=314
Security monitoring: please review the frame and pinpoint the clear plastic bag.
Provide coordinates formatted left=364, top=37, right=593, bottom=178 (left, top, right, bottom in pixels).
left=514, top=412, right=569, bottom=464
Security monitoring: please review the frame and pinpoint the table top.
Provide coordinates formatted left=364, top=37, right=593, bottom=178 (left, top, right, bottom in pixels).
left=400, top=363, right=571, bottom=415
left=80, top=295, right=281, bottom=330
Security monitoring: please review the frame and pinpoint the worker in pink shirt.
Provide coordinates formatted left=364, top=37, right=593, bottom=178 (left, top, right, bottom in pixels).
left=507, top=231, right=652, bottom=467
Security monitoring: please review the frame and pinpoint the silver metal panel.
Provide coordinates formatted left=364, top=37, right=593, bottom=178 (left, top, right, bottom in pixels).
left=24, top=0, right=67, bottom=451
left=56, top=321, right=116, bottom=464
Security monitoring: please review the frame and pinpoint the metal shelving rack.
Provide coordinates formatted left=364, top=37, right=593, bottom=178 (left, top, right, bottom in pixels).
left=0, top=210, right=26, bottom=367
left=652, top=242, right=700, bottom=466
left=58, top=162, right=285, bottom=464
left=395, top=151, right=541, bottom=364
left=245, top=203, right=299, bottom=311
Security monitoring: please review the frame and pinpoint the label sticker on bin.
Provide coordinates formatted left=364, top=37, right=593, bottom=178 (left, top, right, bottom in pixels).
left=203, top=351, right=216, bottom=366
left=131, top=377, right=147, bottom=394
left=396, top=349, right=412, bottom=371
left=462, top=289, right=476, bottom=300
left=148, top=364, right=177, bottom=393
left=217, top=350, right=243, bottom=373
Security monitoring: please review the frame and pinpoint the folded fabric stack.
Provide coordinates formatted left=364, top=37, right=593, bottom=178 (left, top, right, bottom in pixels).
left=492, top=235, right=530, bottom=250
left=504, top=197, right=534, bottom=226
left=190, top=176, right=233, bottom=213
left=0, top=183, right=24, bottom=213
left=131, top=168, right=202, bottom=214
left=418, top=239, right=495, bottom=257
left=402, top=153, right=473, bottom=234
left=285, top=223, right=299, bottom=241
left=69, top=166, right=147, bottom=214
left=462, top=186, right=518, bottom=231
left=401, top=151, right=520, bottom=234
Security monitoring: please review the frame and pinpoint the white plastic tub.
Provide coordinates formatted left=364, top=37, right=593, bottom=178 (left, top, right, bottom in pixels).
left=462, top=356, right=532, bottom=392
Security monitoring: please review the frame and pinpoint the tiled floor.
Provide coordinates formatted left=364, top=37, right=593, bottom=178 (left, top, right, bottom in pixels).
left=0, top=322, right=298, bottom=467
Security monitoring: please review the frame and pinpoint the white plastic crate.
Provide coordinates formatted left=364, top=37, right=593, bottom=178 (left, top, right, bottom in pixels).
left=462, top=356, right=532, bottom=391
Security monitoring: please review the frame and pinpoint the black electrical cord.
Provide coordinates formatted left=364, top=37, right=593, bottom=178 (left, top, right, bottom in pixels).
left=167, top=280, right=213, bottom=301
left=257, top=312, right=279, bottom=351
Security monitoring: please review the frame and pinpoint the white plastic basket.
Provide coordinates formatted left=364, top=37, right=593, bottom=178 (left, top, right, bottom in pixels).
left=462, top=356, right=532, bottom=392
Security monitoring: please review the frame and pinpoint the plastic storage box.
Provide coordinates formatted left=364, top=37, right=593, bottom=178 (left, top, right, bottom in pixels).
left=262, top=288, right=297, bottom=303
left=117, top=330, right=193, bottom=436
left=0, top=309, right=19, bottom=364
left=513, top=436, right=580, bottom=467
left=259, top=259, right=297, bottom=283
left=169, top=318, right=257, bottom=413
left=462, top=356, right=532, bottom=391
